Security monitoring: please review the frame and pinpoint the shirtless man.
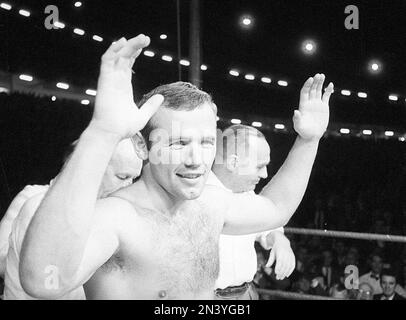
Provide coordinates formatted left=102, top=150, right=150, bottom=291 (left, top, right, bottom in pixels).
left=0, top=138, right=142, bottom=299
left=19, top=34, right=333, bottom=299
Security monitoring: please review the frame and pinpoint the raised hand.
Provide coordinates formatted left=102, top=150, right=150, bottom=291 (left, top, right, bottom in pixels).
left=293, top=73, right=334, bottom=141
left=92, top=34, right=164, bottom=139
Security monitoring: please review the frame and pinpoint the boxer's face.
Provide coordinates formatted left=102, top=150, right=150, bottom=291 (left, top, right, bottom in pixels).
left=98, top=139, right=143, bottom=198
left=232, top=136, right=270, bottom=192
left=148, top=104, right=217, bottom=200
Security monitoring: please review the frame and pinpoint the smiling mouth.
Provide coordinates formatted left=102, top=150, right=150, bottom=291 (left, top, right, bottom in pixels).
left=176, top=173, right=204, bottom=179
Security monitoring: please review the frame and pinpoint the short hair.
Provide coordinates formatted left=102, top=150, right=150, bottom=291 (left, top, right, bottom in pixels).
left=138, top=82, right=217, bottom=148
left=217, top=124, right=266, bottom=162
left=381, top=268, right=397, bottom=281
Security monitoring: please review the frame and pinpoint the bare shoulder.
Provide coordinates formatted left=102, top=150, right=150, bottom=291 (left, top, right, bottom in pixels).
left=199, top=185, right=232, bottom=223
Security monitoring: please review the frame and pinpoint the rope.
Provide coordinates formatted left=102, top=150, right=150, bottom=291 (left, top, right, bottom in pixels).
left=285, top=227, right=406, bottom=243
left=257, top=289, right=339, bottom=300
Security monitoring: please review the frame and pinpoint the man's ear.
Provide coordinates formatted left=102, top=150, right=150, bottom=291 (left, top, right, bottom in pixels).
left=226, top=154, right=239, bottom=171
left=131, top=132, right=149, bottom=160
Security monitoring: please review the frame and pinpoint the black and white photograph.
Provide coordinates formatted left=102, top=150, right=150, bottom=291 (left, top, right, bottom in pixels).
left=0, top=0, right=406, bottom=307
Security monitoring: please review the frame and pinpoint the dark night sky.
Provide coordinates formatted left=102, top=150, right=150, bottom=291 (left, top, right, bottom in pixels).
left=1, top=0, right=406, bottom=127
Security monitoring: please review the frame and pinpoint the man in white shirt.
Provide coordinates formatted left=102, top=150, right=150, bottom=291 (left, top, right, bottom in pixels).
left=0, top=138, right=142, bottom=299
left=359, top=253, right=383, bottom=296
left=209, top=124, right=296, bottom=299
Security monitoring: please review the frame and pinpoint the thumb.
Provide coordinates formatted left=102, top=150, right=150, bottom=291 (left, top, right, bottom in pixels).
left=293, top=110, right=301, bottom=122
left=266, top=250, right=276, bottom=268
left=139, top=94, right=164, bottom=123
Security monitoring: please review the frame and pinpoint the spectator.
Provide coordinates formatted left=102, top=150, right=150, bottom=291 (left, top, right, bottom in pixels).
left=374, top=268, right=405, bottom=300
left=329, top=283, right=348, bottom=299
left=359, top=254, right=384, bottom=296
left=356, top=282, right=374, bottom=300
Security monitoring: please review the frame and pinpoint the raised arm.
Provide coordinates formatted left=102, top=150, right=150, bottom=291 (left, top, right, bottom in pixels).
left=0, top=185, right=48, bottom=277
left=19, top=35, right=163, bottom=298
left=222, top=74, right=334, bottom=233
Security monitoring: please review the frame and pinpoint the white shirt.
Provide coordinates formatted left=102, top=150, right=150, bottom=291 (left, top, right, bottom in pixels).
left=359, top=271, right=383, bottom=296
left=3, top=184, right=85, bottom=300
left=206, top=172, right=283, bottom=289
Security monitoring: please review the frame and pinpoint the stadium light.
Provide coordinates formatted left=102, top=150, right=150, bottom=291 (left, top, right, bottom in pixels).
left=277, top=80, right=288, bottom=87
left=340, top=128, right=350, bottom=134
left=231, top=119, right=241, bottom=124
left=86, top=89, right=97, bottom=96
left=239, top=15, right=254, bottom=29
left=180, top=59, right=190, bottom=66
left=92, top=35, right=103, bottom=42
left=81, top=99, right=90, bottom=105
left=275, top=124, right=285, bottom=130
left=160, top=34, right=167, bottom=40
left=19, top=9, right=30, bottom=17
left=229, top=70, right=239, bottom=77
left=389, top=95, right=398, bottom=101
left=74, top=2, right=82, bottom=8
left=368, top=60, right=382, bottom=74
left=54, top=21, right=65, bottom=29
left=143, top=50, right=155, bottom=57
left=51, top=96, right=57, bottom=101
left=56, top=82, right=69, bottom=90
left=362, top=129, right=372, bottom=135
left=302, top=40, right=317, bottom=55
left=0, top=3, right=12, bottom=10
left=161, top=55, right=173, bottom=62
left=384, top=131, right=394, bottom=137
left=200, top=64, right=208, bottom=71
left=245, top=74, right=255, bottom=81
left=19, top=74, right=33, bottom=82
left=357, top=92, right=367, bottom=98
left=341, top=90, right=351, bottom=96
left=252, top=122, right=262, bottom=128
left=74, top=28, right=85, bottom=36
left=261, top=77, right=271, bottom=84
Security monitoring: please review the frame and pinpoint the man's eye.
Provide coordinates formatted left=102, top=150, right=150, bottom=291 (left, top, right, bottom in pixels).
left=202, top=140, right=214, bottom=146
left=116, top=175, right=130, bottom=181
left=170, top=141, right=186, bottom=148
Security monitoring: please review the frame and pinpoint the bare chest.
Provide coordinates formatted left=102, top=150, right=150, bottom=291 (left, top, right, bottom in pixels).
left=96, top=200, right=221, bottom=299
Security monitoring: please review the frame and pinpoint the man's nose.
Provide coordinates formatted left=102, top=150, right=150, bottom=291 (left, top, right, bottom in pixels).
left=184, top=143, right=202, bottom=167
left=259, top=167, right=268, bottom=179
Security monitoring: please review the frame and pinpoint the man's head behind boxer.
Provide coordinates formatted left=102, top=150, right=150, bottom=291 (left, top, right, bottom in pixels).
left=213, top=124, right=270, bottom=193
left=135, top=82, right=218, bottom=200
left=63, top=138, right=142, bottom=198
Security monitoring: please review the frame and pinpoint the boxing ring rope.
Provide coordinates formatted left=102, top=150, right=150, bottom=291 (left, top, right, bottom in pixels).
left=256, top=227, right=406, bottom=300
left=284, top=227, right=406, bottom=243
left=257, top=289, right=339, bottom=300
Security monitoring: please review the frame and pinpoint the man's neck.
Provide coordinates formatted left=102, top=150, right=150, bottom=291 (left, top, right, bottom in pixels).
left=139, top=164, right=181, bottom=214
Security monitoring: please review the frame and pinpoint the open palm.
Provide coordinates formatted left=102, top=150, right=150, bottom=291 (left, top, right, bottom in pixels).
left=293, top=74, right=334, bottom=141
left=92, top=35, right=163, bottom=139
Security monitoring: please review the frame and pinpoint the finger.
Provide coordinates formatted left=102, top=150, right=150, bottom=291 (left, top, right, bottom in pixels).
left=322, top=82, right=334, bottom=104
left=100, top=38, right=128, bottom=71
left=266, top=250, right=276, bottom=268
left=309, top=74, right=319, bottom=99
left=300, top=77, right=314, bottom=102
left=118, top=34, right=150, bottom=59
left=129, top=49, right=143, bottom=69
left=139, top=94, right=164, bottom=123
left=293, top=110, right=301, bottom=122
left=116, top=56, right=131, bottom=71
left=111, top=37, right=128, bottom=52
left=315, top=74, right=325, bottom=99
